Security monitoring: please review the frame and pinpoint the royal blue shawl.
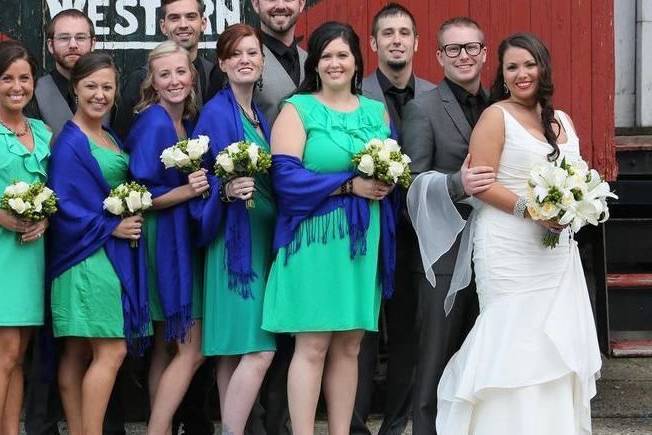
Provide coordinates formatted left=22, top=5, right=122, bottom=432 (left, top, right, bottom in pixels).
left=272, top=154, right=398, bottom=298
left=190, top=86, right=271, bottom=299
left=47, top=121, right=149, bottom=351
left=126, top=104, right=195, bottom=341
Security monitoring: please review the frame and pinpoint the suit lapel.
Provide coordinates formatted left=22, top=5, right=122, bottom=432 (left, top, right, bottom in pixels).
left=439, top=80, right=472, bottom=143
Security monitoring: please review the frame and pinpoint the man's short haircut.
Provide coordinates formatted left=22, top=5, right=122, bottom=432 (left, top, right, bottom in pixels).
left=437, top=16, right=484, bottom=46
left=47, top=9, right=95, bottom=39
left=371, top=2, right=417, bottom=37
left=160, top=0, right=206, bottom=19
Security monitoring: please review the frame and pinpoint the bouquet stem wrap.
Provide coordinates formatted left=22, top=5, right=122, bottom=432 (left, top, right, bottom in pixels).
left=271, top=154, right=398, bottom=299
left=47, top=121, right=150, bottom=353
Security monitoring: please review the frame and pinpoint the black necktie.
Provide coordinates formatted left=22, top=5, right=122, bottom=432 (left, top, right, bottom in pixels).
left=467, top=94, right=480, bottom=127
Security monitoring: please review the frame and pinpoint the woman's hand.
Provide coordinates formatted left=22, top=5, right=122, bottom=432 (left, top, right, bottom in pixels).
left=0, top=210, right=27, bottom=233
left=20, top=218, right=48, bottom=243
left=112, top=215, right=143, bottom=240
left=352, top=177, right=394, bottom=201
left=225, top=177, right=255, bottom=201
left=187, top=169, right=209, bottom=197
left=533, top=216, right=567, bottom=233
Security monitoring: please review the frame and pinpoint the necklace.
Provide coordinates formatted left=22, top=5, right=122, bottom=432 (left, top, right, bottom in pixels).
left=237, top=103, right=260, bottom=129
left=0, top=117, right=30, bottom=137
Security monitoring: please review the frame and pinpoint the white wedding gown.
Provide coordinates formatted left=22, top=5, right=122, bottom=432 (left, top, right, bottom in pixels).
left=436, top=106, right=602, bottom=435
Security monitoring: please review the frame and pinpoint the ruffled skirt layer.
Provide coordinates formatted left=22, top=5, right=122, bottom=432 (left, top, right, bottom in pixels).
left=436, top=209, right=602, bottom=435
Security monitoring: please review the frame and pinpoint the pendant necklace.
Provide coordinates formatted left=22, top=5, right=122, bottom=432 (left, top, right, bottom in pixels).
left=237, top=102, right=260, bottom=129
left=0, top=117, right=30, bottom=137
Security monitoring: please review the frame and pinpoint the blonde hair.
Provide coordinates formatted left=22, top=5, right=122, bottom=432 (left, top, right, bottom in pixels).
left=134, top=41, right=199, bottom=119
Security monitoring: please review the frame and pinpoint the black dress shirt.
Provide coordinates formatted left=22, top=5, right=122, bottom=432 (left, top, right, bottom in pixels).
left=376, top=69, right=415, bottom=132
left=262, top=32, right=301, bottom=87
left=444, top=77, right=488, bottom=128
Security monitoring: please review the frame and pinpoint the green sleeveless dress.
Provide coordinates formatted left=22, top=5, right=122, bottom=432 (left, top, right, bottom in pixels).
left=51, top=140, right=128, bottom=338
left=203, top=114, right=277, bottom=355
left=262, top=94, right=390, bottom=333
left=0, top=119, right=51, bottom=326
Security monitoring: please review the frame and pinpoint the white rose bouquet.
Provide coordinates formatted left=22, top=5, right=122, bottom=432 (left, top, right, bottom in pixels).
left=527, top=156, right=618, bottom=248
left=160, top=135, right=210, bottom=198
left=103, top=181, right=153, bottom=247
left=1, top=181, right=58, bottom=242
left=213, top=141, right=272, bottom=208
left=352, top=138, right=412, bottom=189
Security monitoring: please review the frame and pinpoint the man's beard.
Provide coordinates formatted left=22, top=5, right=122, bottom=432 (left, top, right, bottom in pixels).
left=387, top=60, right=407, bottom=71
left=53, top=52, right=78, bottom=73
left=262, top=12, right=299, bottom=35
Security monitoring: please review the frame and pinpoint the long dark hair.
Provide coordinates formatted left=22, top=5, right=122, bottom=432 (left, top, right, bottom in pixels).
left=294, top=21, right=364, bottom=95
left=490, top=33, right=560, bottom=161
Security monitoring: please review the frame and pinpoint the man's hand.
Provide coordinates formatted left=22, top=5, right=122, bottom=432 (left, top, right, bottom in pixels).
left=461, top=153, right=495, bottom=196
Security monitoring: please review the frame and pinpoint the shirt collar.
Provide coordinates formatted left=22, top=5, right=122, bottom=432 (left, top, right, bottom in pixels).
left=376, top=68, right=415, bottom=94
left=444, top=77, right=485, bottom=104
left=262, top=32, right=298, bottom=59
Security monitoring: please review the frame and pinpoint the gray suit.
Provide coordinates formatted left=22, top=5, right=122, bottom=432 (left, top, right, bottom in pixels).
left=352, top=71, right=436, bottom=435
left=254, top=44, right=307, bottom=126
left=398, top=79, right=481, bottom=435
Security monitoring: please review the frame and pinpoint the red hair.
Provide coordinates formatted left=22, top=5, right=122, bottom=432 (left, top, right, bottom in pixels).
left=216, top=23, right=263, bottom=61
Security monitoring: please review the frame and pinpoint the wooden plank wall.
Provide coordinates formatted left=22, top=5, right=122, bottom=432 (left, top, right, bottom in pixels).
left=296, top=0, right=617, bottom=179
left=0, top=0, right=615, bottom=178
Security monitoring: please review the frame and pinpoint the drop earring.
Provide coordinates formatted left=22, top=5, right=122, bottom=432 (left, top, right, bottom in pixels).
left=503, top=82, right=510, bottom=95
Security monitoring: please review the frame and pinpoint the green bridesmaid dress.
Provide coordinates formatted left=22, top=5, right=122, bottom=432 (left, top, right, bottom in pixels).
left=51, top=139, right=128, bottom=338
left=202, top=113, right=277, bottom=355
left=262, top=94, right=390, bottom=333
left=0, top=119, right=51, bottom=326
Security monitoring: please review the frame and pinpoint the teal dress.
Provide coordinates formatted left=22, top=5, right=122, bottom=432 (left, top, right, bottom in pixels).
left=51, top=140, right=128, bottom=338
left=0, top=119, right=51, bottom=326
left=262, top=94, right=390, bottom=333
left=202, top=114, right=277, bottom=355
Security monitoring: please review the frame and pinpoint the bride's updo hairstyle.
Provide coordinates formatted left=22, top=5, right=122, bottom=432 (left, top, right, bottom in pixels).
left=490, top=33, right=560, bottom=162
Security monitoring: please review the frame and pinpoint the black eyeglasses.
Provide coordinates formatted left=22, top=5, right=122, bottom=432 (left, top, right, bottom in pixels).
left=440, top=42, right=484, bottom=58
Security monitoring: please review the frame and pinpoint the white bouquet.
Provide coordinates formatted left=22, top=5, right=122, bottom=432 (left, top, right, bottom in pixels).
left=103, top=181, right=153, bottom=247
left=213, top=140, right=272, bottom=208
left=160, top=135, right=210, bottom=198
left=352, top=138, right=412, bottom=189
left=1, top=181, right=58, bottom=242
left=527, top=156, right=618, bottom=248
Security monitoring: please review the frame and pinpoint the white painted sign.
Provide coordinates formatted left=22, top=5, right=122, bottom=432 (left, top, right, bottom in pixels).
left=45, top=0, right=241, bottom=49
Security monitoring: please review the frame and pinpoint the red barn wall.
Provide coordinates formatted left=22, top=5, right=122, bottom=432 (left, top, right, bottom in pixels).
left=295, top=0, right=617, bottom=179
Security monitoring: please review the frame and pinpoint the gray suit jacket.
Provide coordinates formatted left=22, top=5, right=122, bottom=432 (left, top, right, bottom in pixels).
left=254, top=44, right=307, bottom=126
left=401, top=79, right=486, bottom=275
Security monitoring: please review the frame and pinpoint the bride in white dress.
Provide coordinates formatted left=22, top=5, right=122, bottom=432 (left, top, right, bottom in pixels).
left=410, top=33, right=602, bottom=435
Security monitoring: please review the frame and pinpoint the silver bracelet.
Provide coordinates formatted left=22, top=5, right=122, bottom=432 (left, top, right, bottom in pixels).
left=513, top=196, right=528, bottom=218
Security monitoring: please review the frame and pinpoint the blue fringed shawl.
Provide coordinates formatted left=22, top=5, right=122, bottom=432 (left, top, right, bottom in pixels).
left=271, top=154, right=399, bottom=298
left=190, top=86, right=271, bottom=299
left=126, top=104, right=194, bottom=341
left=47, top=121, right=149, bottom=352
